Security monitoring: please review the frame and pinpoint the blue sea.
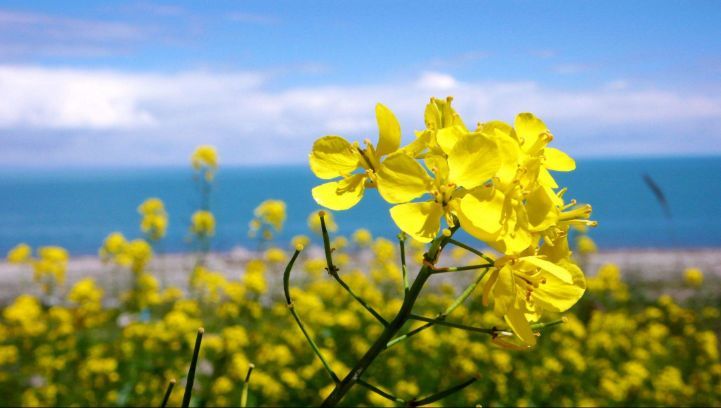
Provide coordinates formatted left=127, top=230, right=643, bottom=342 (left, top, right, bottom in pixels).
left=1, top=157, right=720, bottom=256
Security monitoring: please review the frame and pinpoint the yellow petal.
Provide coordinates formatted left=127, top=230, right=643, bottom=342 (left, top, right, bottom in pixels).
left=389, top=201, right=443, bottom=243
left=423, top=154, right=449, bottom=181
left=402, top=130, right=432, bottom=157
left=424, top=98, right=441, bottom=129
left=532, top=271, right=585, bottom=312
left=436, top=125, right=466, bottom=154
left=514, top=113, right=548, bottom=152
left=448, top=133, right=501, bottom=189
left=483, top=123, right=521, bottom=188
left=309, top=136, right=359, bottom=179
left=492, top=201, right=533, bottom=255
left=424, top=96, right=467, bottom=130
left=504, top=307, right=537, bottom=346
left=526, top=186, right=559, bottom=231
left=482, top=269, right=499, bottom=307
left=544, top=147, right=576, bottom=171
left=377, top=152, right=431, bottom=204
left=456, top=186, right=504, bottom=240
left=493, top=265, right=516, bottom=306
left=311, top=174, right=366, bottom=211
left=375, top=103, right=401, bottom=157
left=521, top=256, right=573, bottom=284
left=537, top=166, right=558, bottom=188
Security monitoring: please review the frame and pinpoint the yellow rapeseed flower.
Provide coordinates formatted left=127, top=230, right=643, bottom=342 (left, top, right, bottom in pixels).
left=6, top=243, right=31, bottom=263
left=576, top=234, right=597, bottom=254
left=191, top=210, right=216, bottom=236
left=138, top=198, right=168, bottom=241
left=483, top=254, right=585, bottom=346
left=253, top=199, right=286, bottom=230
left=684, top=267, right=704, bottom=288
left=309, top=103, right=402, bottom=210
left=351, top=228, right=372, bottom=247
left=191, top=145, right=218, bottom=171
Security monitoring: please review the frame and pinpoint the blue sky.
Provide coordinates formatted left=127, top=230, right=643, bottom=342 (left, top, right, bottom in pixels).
left=1, top=1, right=720, bottom=167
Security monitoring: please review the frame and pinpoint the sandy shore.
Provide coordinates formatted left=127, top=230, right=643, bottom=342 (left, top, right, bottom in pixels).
left=1, top=246, right=719, bottom=303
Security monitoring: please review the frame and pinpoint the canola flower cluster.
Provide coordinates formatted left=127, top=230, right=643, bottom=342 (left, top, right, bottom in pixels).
left=248, top=200, right=287, bottom=242
left=309, top=97, right=595, bottom=347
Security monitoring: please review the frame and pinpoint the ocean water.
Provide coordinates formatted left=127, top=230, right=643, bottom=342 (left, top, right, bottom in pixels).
left=1, top=157, right=720, bottom=256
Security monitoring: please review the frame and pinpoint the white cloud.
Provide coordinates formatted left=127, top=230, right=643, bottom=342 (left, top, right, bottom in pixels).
left=415, top=71, right=459, bottom=91
left=0, top=64, right=720, bottom=166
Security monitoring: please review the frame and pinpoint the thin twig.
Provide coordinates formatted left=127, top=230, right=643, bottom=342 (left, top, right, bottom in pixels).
left=429, top=262, right=494, bottom=274
left=408, top=314, right=496, bottom=335
left=283, top=247, right=340, bottom=383
left=240, top=363, right=255, bottom=408
left=398, top=232, right=409, bottom=294
left=446, top=238, right=495, bottom=264
left=385, top=321, right=434, bottom=348
left=357, top=379, right=405, bottom=404
left=331, top=273, right=389, bottom=326
left=409, top=377, right=478, bottom=406
left=181, top=328, right=204, bottom=408
left=319, top=211, right=389, bottom=327
left=160, top=379, right=175, bottom=408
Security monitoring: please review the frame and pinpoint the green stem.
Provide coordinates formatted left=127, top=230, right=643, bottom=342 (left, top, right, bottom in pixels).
left=398, top=232, right=409, bottom=294
left=430, top=263, right=493, bottom=274
left=283, top=248, right=340, bottom=383
left=331, top=272, right=389, bottom=326
left=385, top=321, right=433, bottom=349
left=409, top=377, right=477, bottom=407
left=240, top=363, right=255, bottom=408
left=182, top=328, right=204, bottom=408
left=386, top=268, right=491, bottom=348
left=531, top=318, right=566, bottom=330
left=357, top=379, right=405, bottom=404
left=161, top=379, right=175, bottom=408
left=319, top=212, right=389, bottom=327
left=318, top=212, right=337, bottom=273
left=446, top=238, right=495, bottom=264
left=321, top=228, right=457, bottom=407
left=443, top=268, right=491, bottom=315
left=408, top=314, right=496, bottom=335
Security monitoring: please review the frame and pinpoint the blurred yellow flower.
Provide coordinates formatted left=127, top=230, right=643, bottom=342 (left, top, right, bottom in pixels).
left=191, top=210, right=216, bottom=236
left=684, top=267, right=703, bottom=288
left=576, top=235, right=597, bottom=254
left=99, top=232, right=128, bottom=264
left=137, top=198, right=168, bottom=241
left=264, top=247, right=287, bottom=264
left=291, top=234, right=310, bottom=249
left=6, top=243, right=31, bottom=264
left=351, top=228, right=372, bottom=247
left=254, top=199, right=286, bottom=230
left=191, top=145, right=218, bottom=171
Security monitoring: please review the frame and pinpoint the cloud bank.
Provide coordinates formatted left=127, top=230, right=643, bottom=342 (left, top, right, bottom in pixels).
left=1, top=65, right=720, bottom=167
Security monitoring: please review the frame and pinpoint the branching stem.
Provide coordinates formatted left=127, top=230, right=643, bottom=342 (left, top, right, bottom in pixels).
left=409, top=377, right=478, bottom=406
left=319, top=212, right=389, bottom=327
left=283, top=248, right=340, bottom=383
